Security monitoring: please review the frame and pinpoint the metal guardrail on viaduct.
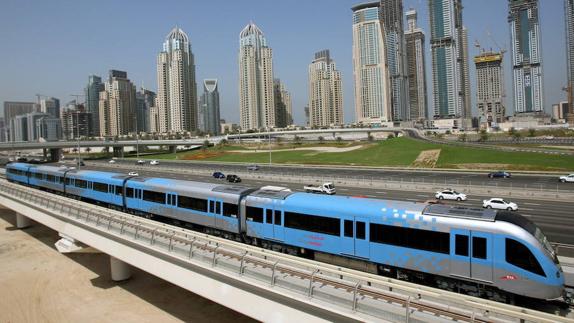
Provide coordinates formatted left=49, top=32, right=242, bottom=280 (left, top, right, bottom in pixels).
left=0, top=177, right=571, bottom=322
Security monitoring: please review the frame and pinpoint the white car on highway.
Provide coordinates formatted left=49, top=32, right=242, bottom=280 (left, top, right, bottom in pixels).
left=435, top=189, right=467, bottom=201
left=483, top=198, right=518, bottom=211
left=559, top=174, right=574, bottom=183
left=128, top=172, right=139, bottom=176
left=150, top=160, right=160, bottom=165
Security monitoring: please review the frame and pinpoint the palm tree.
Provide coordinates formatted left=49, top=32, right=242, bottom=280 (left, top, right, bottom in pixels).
left=318, top=136, right=324, bottom=144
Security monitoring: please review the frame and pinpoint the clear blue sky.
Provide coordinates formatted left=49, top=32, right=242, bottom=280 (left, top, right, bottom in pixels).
left=0, top=0, right=568, bottom=124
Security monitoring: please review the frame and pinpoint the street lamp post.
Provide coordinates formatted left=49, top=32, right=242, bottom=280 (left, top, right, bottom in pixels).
left=268, top=127, right=272, bottom=166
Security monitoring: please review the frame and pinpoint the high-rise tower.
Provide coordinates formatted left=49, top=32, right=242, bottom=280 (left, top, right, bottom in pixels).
left=352, top=2, right=392, bottom=124
left=273, top=79, right=293, bottom=128
left=405, top=9, right=428, bottom=121
left=475, top=52, right=505, bottom=127
left=98, top=70, right=136, bottom=137
left=199, top=79, right=221, bottom=135
left=308, top=50, right=344, bottom=127
left=508, top=0, right=544, bottom=114
left=380, top=0, right=409, bottom=121
left=156, top=27, right=198, bottom=133
left=565, top=0, right=574, bottom=123
left=429, top=0, right=470, bottom=120
left=85, top=75, right=104, bottom=136
left=238, top=22, right=275, bottom=130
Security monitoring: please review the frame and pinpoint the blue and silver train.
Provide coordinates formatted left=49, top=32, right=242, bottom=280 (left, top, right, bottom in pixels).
left=6, top=162, right=565, bottom=302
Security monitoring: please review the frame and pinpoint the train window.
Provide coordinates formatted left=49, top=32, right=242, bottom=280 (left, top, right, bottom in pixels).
left=75, top=179, right=88, bottom=189
left=284, top=212, right=340, bottom=236
left=455, top=235, right=469, bottom=256
left=505, top=238, right=545, bottom=277
left=370, top=223, right=450, bottom=254
left=246, top=206, right=264, bottom=223
left=223, top=203, right=238, bottom=217
left=266, top=209, right=273, bottom=224
left=209, top=200, right=215, bottom=213
left=472, top=237, right=487, bottom=259
left=344, top=220, right=353, bottom=237
left=46, top=174, right=55, bottom=182
left=178, top=196, right=208, bottom=212
left=274, top=210, right=282, bottom=226
left=115, top=186, right=123, bottom=196
left=215, top=201, right=221, bottom=214
left=55, top=176, right=62, bottom=183
left=65, top=178, right=73, bottom=185
left=356, top=222, right=366, bottom=240
left=143, top=190, right=166, bottom=204
left=126, top=187, right=134, bottom=198
left=93, top=182, right=108, bottom=193
left=34, top=173, right=44, bottom=179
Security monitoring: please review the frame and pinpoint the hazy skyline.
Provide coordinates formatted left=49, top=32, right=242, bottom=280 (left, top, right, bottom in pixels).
left=0, top=0, right=568, bottom=125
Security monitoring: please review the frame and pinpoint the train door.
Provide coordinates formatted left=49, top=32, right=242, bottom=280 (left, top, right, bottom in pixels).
left=354, top=217, right=369, bottom=258
left=341, top=217, right=355, bottom=255
left=272, top=207, right=284, bottom=241
left=262, top=207, right=274, bottom=240
left=450, top=229, right=471, bottom=278
left=340, top=217, right=369, bottom=258
left=470, top=231, right=493, bottom=282
left=208, top=198, right=222, bottom=228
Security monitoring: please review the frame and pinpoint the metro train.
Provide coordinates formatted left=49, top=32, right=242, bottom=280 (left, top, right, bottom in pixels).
left=5, top=162, right=565, bottom=302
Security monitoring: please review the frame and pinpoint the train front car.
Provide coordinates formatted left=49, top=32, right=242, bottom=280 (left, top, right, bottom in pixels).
left=493, top=211, right=564, bottom=300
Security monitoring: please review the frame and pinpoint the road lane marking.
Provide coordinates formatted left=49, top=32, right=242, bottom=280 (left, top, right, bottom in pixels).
left=523, top=203, right=541, bottom=206
left=416, top=194, right=428, bottom=197
left=521, top=214, right=532, bottom=217
left=376, top=191, right=387, bottom=194
left=339, top=188, right=349, bottom=191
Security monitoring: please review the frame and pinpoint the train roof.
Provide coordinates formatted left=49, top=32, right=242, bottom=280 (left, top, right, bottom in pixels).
left=128, top=177, right=254, bottom=195
left=423, top=204, right=497, bottom=222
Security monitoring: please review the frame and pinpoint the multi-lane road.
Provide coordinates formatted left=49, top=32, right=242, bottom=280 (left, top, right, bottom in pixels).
left=76, top=160, right=574, bottom=248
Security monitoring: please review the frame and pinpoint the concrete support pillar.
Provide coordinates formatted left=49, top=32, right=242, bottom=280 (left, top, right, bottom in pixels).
left=43, top=148, right=48, bottom=159
left=112, top=146, right=124, bottom=158
left=16, top=213, right=31, bottom=229
left=168, top=145, right=177, bottom=154
left=110, top=256, right=131, bottom=281
left=49, top=148, right=62, bottom=162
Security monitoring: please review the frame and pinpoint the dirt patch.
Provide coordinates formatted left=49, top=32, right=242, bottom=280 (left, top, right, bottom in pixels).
left=411, top=149, right=441, bottom=168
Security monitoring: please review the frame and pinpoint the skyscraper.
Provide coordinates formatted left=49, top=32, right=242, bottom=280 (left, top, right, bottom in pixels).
left=352, top=2, right=392, bottom=124
left=405, top=9, right=428, bottom=121
left=508, top=0, right=544, bottom=114
left=239, top=22, right=275, bottom=130
left=85, top=75, right=104, bottom=136
left=308, top=50, right=344, bottom=127
left=156, top=27, right=198, bottom=133
left=475, top=52, right=505, bottom=127
left=3, top=101, right=38, bottom=141
left=380, top=0, right=409, bottom=121
left=98, top=70, right=136, bottom=137
left=199, top=79, right=221, bottom=135
left=273, top=79, right=293, bottom=128
left=565, top=0, right=574, bottom=123
left=429, top=0, right=470, bottom=120
left=136, top=88, right=156, bottom=133
left=40, top=97, right=60, bottom=119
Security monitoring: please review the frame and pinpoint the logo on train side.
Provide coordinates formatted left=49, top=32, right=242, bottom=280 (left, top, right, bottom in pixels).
left=500, top=274, right=518, bottom=281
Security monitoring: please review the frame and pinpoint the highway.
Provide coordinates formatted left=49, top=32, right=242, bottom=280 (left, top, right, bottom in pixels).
left=107, top=160, right=573, bottom=192
left=77, top=161, right=574, bottom=247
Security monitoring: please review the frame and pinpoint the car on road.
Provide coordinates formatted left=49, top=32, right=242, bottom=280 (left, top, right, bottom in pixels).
left=226, top=174, right=241, bottom=183
left=108, top=159, right=116, bottom=164
left=136, top=160, right=145, bottom=165
left=559, top=174, right=574, bottom=183
left=150, top=160, right=160, bottom=165
left=483, top=198, right=518, bottom=211
left=247, top=164, right=260, bottom=171
left=488, top=171, right=511, bottom=178
left=128, top=171, right=139, bottom=176
left=212, top=171, right=225, bottom=179
left=435, top=189, right=467, bottom=201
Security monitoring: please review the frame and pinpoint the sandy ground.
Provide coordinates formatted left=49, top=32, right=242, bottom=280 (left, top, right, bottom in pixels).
left=0, top=205, right=256, bottom=323
left=228, top=145, right=365, bottom=153
left=411, top=149, right=441, bottom=168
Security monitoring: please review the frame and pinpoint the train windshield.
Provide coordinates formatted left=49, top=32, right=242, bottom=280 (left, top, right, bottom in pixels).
left=496, top=211, right=558, bottom=264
